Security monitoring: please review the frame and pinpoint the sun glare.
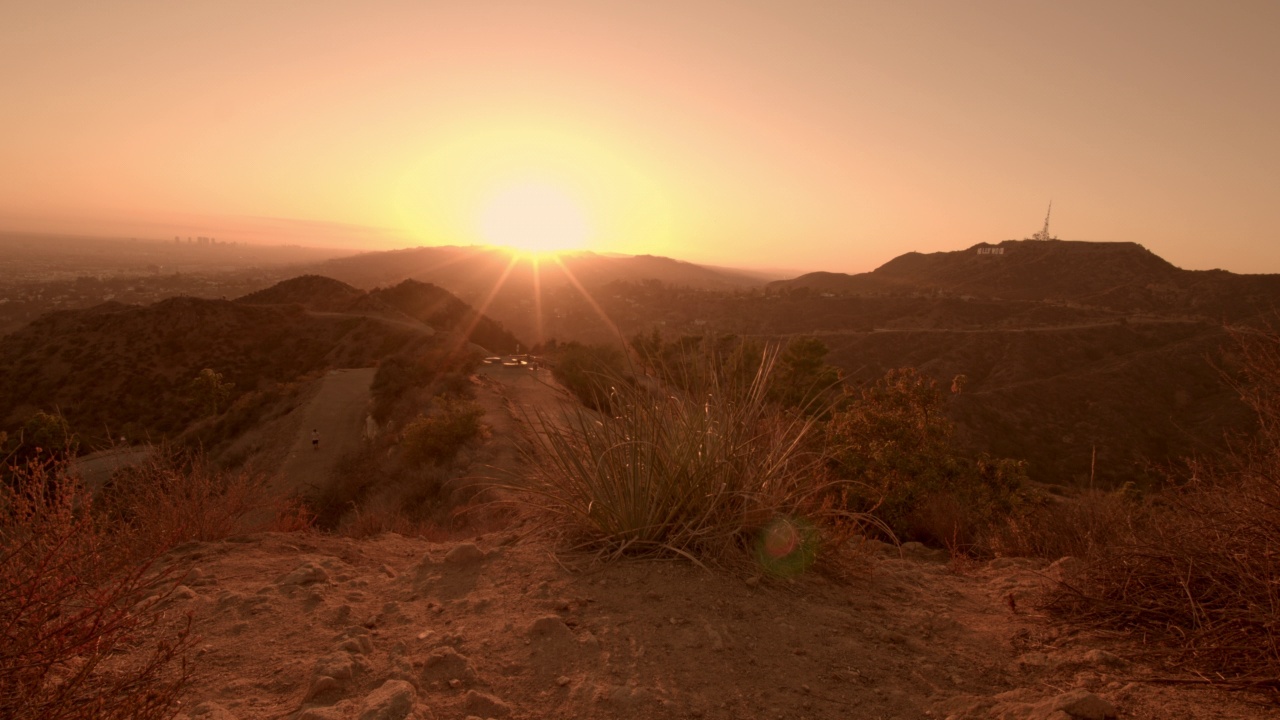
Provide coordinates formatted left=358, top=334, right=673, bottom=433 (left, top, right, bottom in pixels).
left=477, top=181, right=591, bottom=255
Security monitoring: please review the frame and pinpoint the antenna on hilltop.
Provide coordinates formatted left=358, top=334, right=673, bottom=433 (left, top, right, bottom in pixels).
left=1031, top=201, right=1056, bottom=241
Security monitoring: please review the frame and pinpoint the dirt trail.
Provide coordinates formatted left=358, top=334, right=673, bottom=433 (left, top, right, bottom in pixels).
left=468, top=362, right=573, bottom=482
left=70, top=445, right=155, bottom=491
left=272, top=368, right=376, bottom=499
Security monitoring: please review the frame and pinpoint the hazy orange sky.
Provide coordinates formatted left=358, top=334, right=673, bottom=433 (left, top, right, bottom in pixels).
left=2, top=1, right=1277, bottom=274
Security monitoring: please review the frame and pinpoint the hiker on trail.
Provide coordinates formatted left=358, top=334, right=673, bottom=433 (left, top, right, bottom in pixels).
left=312, top=429, right=319, bottom=451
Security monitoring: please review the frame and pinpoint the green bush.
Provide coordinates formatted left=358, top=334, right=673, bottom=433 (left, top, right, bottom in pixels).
left=826, top=368, right=1029, bottom=551
left=371, top=347, right=478, bottom=423
left=401, top=398, right=485, bottom=467
left=549, top=341, right=632, bottom=412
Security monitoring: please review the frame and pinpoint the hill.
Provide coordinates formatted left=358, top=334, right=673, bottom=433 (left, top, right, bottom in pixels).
left=236, top=275, right=522, bottom=354
left=316, top=246, right=764, bottom=294
left=594, top=241, right=1280, bottom=488
left=309, top=245, right=766, bottom=345
left=368, top=279, right=521, bottom=354
left=236, top=275, right=406, bottom=319
left=770, top=240, right=1280, bottom=320
left=0, top=276, right=516, bottom=448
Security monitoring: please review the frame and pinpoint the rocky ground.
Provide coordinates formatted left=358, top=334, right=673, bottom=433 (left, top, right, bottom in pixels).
left=155, top=529, right=1274, bottom=720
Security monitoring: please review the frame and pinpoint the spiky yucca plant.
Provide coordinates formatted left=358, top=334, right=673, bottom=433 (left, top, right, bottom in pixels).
left=519, top=345, right=864, bottom=569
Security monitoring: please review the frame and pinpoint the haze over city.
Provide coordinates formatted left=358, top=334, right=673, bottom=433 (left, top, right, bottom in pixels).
left=3, top=1, right=1278, bottom=274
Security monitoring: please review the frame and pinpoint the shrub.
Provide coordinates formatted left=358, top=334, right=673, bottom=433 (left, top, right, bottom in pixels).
left=988, top=486, right=1141, bottom=559
left=518, top=345, right=867, bottom=570
left=371, top=347, right=479, bottom=424
left=1, top=454, right=192, bottom=719
left=1045, top=323, right=1280, bottom=688
left=548, top=342, right=632, bottom=411
left=401, top=398, right=485, bottom=467
left=826, top=368, right=1029, bottom=551
left=96, top=447, right=284, bottom=556
left=3, top=410, right=79, bottom=468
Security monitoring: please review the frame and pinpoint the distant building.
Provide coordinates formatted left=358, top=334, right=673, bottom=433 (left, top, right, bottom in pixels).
left=977, top=247, right=1005, bottom=255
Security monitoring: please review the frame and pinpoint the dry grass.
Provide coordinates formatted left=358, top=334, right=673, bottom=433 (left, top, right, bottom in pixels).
left=1, top=454, right=192, bottom=719
left=516, top=345, right=872, bottom=572
left=97, top=446, right=300, bottom=556
left=1044, top=323, right=1280, bottom=691
left=989, top=486, right=1141, bottom=560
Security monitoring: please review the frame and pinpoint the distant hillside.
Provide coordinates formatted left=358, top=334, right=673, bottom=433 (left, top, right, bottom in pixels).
left=589, top=240, right=1280, bottom=487
left=316, top=246, right=764, bottom=294
left=307, top=246, right=766, bottom=345
left=237, top=275, right=522, bottom=354
left=1, top=275, right=518, bottom=447
left=771, top=240, right=1280, bottom=320
left=367, top=279, right=521, bottom=354
left=0, top=297, right=434, bottom=444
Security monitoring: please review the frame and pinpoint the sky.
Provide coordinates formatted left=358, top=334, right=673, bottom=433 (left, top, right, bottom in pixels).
left=2, top=1, right=1278, bottom=275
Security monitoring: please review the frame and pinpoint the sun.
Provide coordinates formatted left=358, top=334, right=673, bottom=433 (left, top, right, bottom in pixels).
left=477, top=180, right=591, bottom=254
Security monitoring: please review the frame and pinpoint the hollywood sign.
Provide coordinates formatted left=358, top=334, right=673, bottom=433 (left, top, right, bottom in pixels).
left=976, top=247, right=1005, bottom=255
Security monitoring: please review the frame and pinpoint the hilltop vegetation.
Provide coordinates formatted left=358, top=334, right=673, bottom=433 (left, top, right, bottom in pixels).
left=0, top=276, right=518, bottom=452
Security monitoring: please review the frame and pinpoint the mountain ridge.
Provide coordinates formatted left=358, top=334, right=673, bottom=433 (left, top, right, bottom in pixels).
left=770, top=239, right=1280, bottom=320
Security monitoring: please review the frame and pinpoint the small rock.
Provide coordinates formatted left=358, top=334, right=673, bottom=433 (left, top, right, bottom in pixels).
left=280, top=562, right=329, bottom=587
left=311, top=651, right=366, bottom=686
left=1045, top=689, right=1117, bottom=720
left=527, top=615, right=575, bottom=642
left=421, top=646, right=477, bottom=685
left=336, top=636, right=374, bottom=655
left=463, top=690, right=512, bottom=718
left=1018, top=652, right=1052, bottom=668
left=305, top=675, right=341, bottom=701
left=359, top=679, right=417, bottom=720
left=444, top=544, right=485, bottom=566
left=172, top=585, right=199, bottom=601
left=187, top=567, right=217, bottom=587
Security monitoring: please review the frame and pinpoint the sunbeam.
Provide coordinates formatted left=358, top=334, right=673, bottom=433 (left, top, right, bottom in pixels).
left=549, top=255, right=628, bottom=344
left=447, top=252, right=522, bottom=359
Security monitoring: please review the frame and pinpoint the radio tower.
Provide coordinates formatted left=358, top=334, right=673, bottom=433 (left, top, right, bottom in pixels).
left=1031, top=201, right=1055, bottom=241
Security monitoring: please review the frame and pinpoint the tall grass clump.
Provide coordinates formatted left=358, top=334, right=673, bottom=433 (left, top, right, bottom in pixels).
left=1, top=453, right=192, bottom=719
left=1046, top=323, right=1280, bottom=690
left=519, top=344, right=862, bottom=569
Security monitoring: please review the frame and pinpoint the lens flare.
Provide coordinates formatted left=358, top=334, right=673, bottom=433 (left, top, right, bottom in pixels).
left=754, top=517, right=818, bottom=578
